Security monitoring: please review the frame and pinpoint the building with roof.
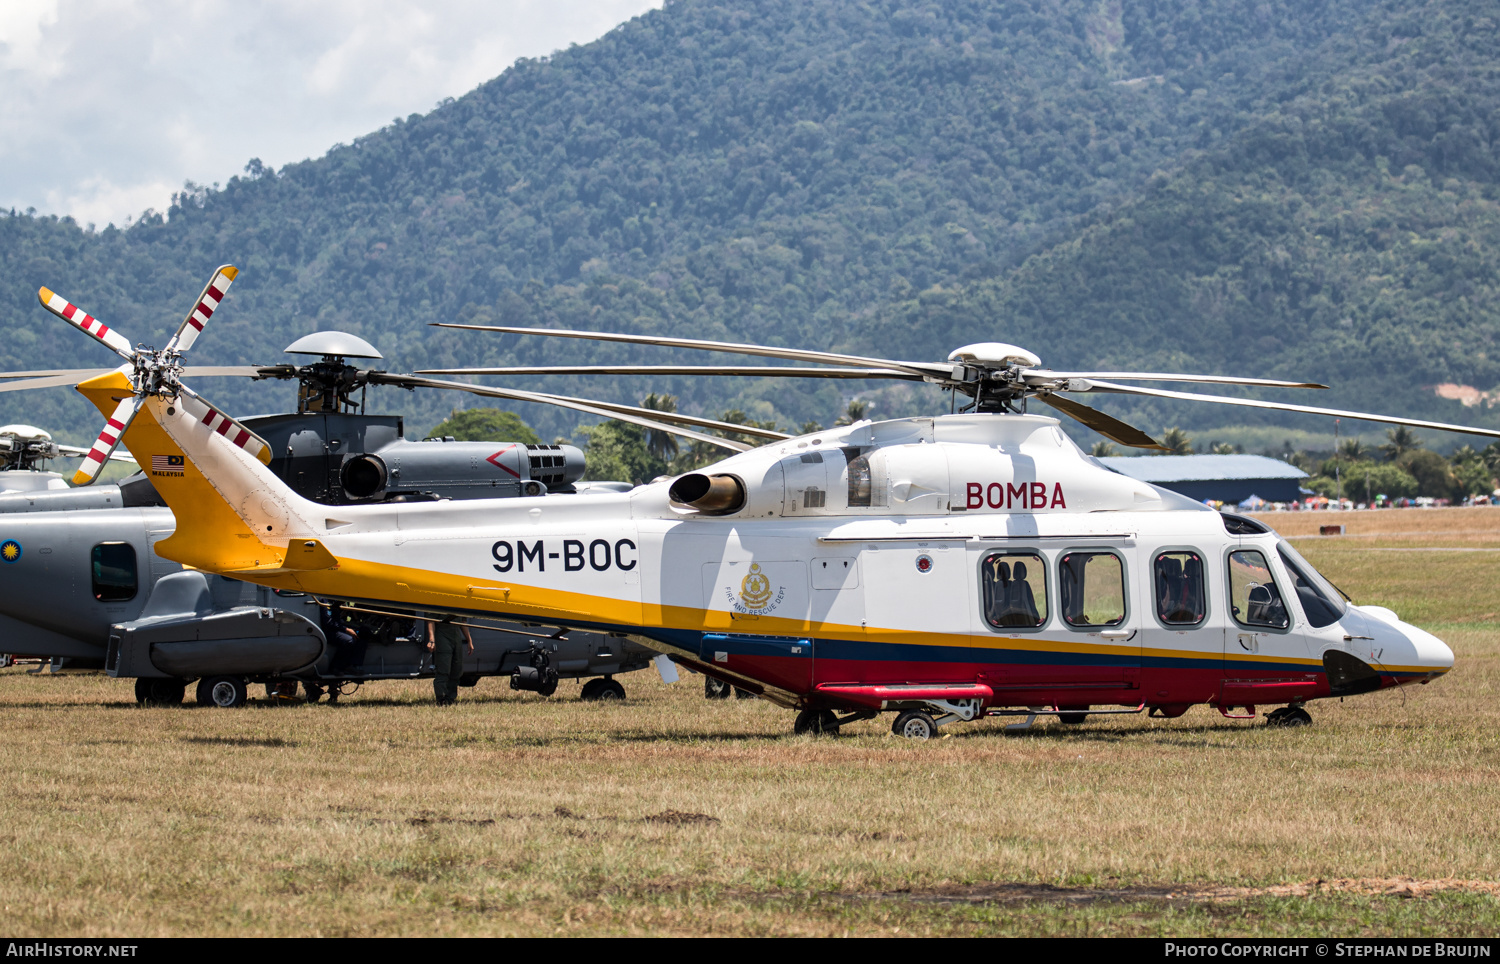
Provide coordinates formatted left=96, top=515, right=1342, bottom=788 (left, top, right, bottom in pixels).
left=1096, top=454, right=1310, bottom=504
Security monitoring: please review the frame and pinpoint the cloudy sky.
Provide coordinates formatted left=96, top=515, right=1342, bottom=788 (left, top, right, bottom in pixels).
left=0, top=0, right=661, bottom=227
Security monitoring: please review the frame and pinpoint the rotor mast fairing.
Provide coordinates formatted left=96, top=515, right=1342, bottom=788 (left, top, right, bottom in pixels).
left=679, top=414, right=1172, bottom=520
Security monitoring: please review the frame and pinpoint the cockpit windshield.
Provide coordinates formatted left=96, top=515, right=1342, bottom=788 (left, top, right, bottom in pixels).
left=1277, top=541, right=1347, bottom=629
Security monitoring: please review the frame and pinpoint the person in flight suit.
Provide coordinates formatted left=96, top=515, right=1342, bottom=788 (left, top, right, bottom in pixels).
left=425, top=613, right=474, bottom=705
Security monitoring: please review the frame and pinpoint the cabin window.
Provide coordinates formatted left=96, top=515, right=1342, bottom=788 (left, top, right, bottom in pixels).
left=91, top=542, right=137, bottom=602
left=1227, top=550, right=1289, bottom=630
left=1277, top=545, right=1344, bottom=629
left=1059, top=551, right=1127, bottom=628
left=1155, top=551, right=1207, bottom=626
left=980, top=551, right=1047, bottom=628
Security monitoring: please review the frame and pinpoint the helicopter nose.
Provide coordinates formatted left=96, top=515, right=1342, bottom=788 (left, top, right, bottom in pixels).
left=1400, top=622, right=1455, bottom=673
left=1351, top=605, right=1454, bottom=677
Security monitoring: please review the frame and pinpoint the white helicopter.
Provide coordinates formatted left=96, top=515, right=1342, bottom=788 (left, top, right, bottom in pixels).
left=34, top=266, right=1488, bottom=738
left=0, top=422, right=136, bottom=493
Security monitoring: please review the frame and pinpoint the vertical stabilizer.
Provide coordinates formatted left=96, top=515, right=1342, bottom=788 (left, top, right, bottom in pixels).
left=76, top=372, right=316, bottom=573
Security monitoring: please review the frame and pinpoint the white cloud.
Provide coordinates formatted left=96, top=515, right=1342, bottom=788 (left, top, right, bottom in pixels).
left=0, top=0, right=662, bottom=226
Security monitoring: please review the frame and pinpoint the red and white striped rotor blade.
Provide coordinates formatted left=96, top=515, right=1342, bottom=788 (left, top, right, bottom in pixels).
left=72, top=394, right=143, bottom=486
left=167, top=265, right=238, bottom=353
left=173, top=386, right=271, bottom=463
left=37, top=287, right=136, bottom=362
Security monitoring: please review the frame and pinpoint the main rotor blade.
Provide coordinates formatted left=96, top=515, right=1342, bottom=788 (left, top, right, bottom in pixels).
left=1023, top=370, right=1328, bottom=390
left=431, top=323, right=954, bottom=380
left=415, top=364, right=925, bottom=381
left=1035, top=393, right=1166, bottom=450
left=397, top=376, right=754, bottom=453
left=56, top=444, right=137, bottom=464
left=37, top=287, right=136, bottom=362
left=1082, top=380, right=1500, bottom=440
left=166, top=265, right=238, bottom=353
left=72, top=394, right=143, bottom=485
left=181, top=365, right=278, bottom=378
left=545, top=396, right=790, bottom=441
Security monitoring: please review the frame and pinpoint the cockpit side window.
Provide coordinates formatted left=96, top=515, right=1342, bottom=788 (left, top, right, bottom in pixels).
left=1227, top=549, right=1289, bottom=630
left=91, top=542, right=137, bottom=602
left=1277, top=545, right=1345, bottom=629
left=980, top=551, right=1048, bottom=629
left=1155, top=550, right=1207, bottom=626
left=1059, top=551, right=1126, bottom=628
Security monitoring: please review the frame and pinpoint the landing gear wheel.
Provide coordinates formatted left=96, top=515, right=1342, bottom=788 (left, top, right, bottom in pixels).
left=892, top=710, right=938, bottom=741
left=303, top=682, right=325, bottom=704
left=538, top=677, right=558, bottom=698
left=197, top=676, right=248, bottom=708
left=1267, top=706, right=1312, bottom=727
left=134, top=678, right=186, bottom=706
left=793, top=709, right=840, bottom=736
left=704, top=676, right=732, bottom=700
left=1058, top=707, right=1089, bottom=725
left=582, top=678, right=626, bottom=701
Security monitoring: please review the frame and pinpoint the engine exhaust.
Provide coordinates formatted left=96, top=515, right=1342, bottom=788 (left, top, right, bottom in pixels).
left=668, top=473, right=746, bottom=514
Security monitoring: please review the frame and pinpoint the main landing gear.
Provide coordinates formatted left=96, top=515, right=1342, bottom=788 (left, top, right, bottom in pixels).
left=892, top=710, right=938, bottom=740
left=197, top=675, right=249, bottom=708
left=580, top=676, right=627, bottom=701
left=794, top=708, right=878, bottom=736
left=134, top=677, right=186, bottom=707
left=1266, top=705, right=1313, bottom=727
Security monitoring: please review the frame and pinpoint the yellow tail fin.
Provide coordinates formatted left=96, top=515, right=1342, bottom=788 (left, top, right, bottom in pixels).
left=76, top=372, right=320, bottom=576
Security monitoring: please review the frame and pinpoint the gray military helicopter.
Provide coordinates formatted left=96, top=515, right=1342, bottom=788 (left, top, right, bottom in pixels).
left=0, top=318, right=774, bottom=706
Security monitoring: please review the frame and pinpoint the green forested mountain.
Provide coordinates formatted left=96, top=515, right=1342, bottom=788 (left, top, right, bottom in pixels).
left=2, top=0, right=1496, bottom=447
left=861, top=0, right=1500, bottom=435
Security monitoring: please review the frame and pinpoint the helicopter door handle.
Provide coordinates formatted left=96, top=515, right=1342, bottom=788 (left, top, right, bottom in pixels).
left=1238, top=634, right=1258, bottom=653
left=1099, top=629, right=1133, bottom=640
left=1343, top=634, right=1373, bottom=641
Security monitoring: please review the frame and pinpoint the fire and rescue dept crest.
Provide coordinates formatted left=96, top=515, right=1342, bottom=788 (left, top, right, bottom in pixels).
left=727, top=562, right=785, bottom=615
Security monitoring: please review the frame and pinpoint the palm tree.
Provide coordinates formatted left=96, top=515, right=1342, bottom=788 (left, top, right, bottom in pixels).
left=1091, top=441, right=1119, bottom=458
left=1380, top=426, right=1421, bottom=462
left=1339, top=438, right=1366, bottom=461
left=835, top=399, right=871, bottom=426
left=1159, top=427, right=1193, bottom=455
left=639, top=393, right=680, bottom=463
left=1209, top=442, right=1238, bottom=455
left=1450, top=445, right=1481, bottom=467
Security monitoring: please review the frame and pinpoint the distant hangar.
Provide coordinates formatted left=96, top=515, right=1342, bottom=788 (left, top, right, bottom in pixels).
left=1097, top=454, right=1310, bottom=504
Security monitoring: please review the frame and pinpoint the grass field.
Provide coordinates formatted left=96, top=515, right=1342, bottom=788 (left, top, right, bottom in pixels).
left=1, top=507, right=1498, bottom=936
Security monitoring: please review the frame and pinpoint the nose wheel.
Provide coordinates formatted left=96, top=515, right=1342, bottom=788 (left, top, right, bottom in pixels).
left=1266, top=706, right=1313, bottom=727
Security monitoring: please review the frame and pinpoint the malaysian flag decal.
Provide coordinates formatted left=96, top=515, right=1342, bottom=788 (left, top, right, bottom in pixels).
left=151, top=454, right=186, bottom=474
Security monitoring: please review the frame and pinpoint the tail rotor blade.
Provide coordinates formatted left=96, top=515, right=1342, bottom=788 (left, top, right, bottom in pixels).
left=167, top=265, right=238, bottom=353
left=0, top=371, right=116, bottom=394
left=72, top=394, right=143, bottom=486
left=1035, top=394, right=1165, bottom=450
left=37, top=288, right=135, bottom=362
left=172, top=385, right=272, bottom=464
